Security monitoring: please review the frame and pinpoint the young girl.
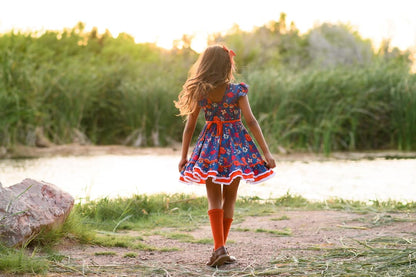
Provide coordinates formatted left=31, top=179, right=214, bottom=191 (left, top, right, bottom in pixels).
left=175, top=45, right=276, bottom=267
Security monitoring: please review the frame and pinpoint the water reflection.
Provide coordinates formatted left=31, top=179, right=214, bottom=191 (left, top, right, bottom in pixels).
left=1, top=155, right=415, bottom=202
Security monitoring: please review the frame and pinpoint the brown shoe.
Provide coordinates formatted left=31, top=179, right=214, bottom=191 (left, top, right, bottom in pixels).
left=206, top=246, right=230, bottom=267
left=224, top=248, right=237, bottom=264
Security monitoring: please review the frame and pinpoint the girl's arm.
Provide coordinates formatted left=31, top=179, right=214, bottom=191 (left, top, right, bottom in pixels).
left=178, top=106, right=201, bottom=172
left=238, top=96, right=276, bottom=169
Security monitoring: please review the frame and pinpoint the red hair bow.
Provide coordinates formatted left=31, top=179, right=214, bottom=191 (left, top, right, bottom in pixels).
left=223, top=45, right=236, bottom=64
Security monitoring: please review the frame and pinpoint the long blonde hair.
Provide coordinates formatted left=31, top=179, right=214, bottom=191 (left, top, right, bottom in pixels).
left=174, top=45, right=235, bottom=116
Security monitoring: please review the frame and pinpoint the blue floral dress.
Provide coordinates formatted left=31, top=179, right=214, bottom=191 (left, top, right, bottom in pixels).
left=180, top=83, right=275, bottom=185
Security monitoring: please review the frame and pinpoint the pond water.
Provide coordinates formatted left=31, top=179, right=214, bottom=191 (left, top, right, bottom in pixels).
left=1, top=154, right=415, bottom=202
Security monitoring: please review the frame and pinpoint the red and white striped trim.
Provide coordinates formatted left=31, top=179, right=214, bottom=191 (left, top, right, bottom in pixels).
left=180, top=166, right=275, bottom=185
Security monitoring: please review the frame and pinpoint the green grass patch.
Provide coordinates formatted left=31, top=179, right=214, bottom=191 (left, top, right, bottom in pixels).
left=255, top=228, right=292, bottom=236
left=90, top=231, right=179, bottom=252
left=72, top=193, right=416, bottom=235
left=234, top=227, right=250, bottom=232
left=123, top=252, right=138, bottom=258
left=270, top=192, right=416, bottom=213
left=94, top=251, right=117, bottom=256
left=45, top=252, right=67, bottom=263
left=91, top=233, right=156, bottom=251
left=155, top=231, right=212, bottom=245
left=271, top=215, right=290, bottom=221
left=233, top=227, right=292, bottom=236
left=0, top=245, right=49, bottom=274
left=74, top=194, right=208, bottom=232
left=29, top=211, right=95, bottom=248
left=194, top=238, right=213, bottom=244
left=163, top=232, right=194, bottom=241
left=158, top=247, right=181, bottom=252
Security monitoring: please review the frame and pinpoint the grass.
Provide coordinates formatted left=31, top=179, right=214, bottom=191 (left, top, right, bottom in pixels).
left=255, top=228, right=292, bottom=236
left=246, top=61, right=416, bottom=154
left=123, top=252, right=137, bottom=258
left=94, top=251, right=117, bottom=256
left=92, top=233, right=144, bottom=248
left=155, top=230, right=213, bottom=245
left=0, top=244, right=49, bottom=274
left=271, top=215, right=290, bottom=221
left=234, top=227, right=292, bottom=237
left=1, top=192, right=415, bottom=275
left=90, top=232, right=181, bottom=251
left=268, top=237, right=416, bottom=276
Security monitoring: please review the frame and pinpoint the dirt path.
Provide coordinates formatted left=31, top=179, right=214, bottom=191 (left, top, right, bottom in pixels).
left=49, top=210, right=415, bottom=276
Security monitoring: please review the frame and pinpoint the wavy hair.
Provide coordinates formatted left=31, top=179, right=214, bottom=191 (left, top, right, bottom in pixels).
left=174, top=45, right=235, bottom=116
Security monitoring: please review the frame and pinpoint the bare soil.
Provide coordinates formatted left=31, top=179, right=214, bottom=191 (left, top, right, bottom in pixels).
left=48, top=210, right=415, bottom=276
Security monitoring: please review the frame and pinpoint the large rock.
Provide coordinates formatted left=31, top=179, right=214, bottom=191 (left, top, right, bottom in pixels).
left=0, top=178, right=74, bottom=247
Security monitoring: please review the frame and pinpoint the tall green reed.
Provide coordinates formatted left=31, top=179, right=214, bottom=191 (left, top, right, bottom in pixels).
left=0, top=28, right=414, bottom=153
left=390, top=71, right=416, bottom=150
left=244, top=60, right=416, bottom=154
left=0, top=29, right=195, bottom=147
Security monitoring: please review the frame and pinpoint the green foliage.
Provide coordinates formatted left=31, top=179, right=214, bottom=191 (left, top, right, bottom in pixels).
left=92, top=233, right=155, bottom=250
left=73, top=193, right=208, bottom=232
left=28, top=209, right=95, bottom=248
left=94, top=251, right=117, bottom=256
left=255, top=228, right=292, bottom=236
left=0, top=244, right=49, bottom=274
left=123, top=252, right=138, bottom=258
left=1, top=18, right=415, bottom=153
left=76, top=193, right=207, bottom=222
left=155, top=231, right=212, bottom=244
left=0, top=23, right=195, bottom=147
left=274, top=192, right=310, bottom=207
left=244, top=59, right=416, bottom=153
left=305, top=23, right=373, bottom=67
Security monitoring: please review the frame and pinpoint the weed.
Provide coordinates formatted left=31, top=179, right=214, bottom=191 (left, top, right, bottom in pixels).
left=271, top=215, right=290, bottom=221
left=255, top=228, right=292, bottom=236
left=0, top=245, right=49, bottom=274
left=94, top=251, right=117, bottom=256
left=123, top=252, right=137, bottom=258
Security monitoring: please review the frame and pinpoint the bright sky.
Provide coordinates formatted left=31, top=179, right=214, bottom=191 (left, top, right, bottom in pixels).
left=1, top=0, right=416, bottom=52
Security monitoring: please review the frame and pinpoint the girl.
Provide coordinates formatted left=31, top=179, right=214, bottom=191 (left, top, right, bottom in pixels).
left=175, top=45, right=276, bottom=267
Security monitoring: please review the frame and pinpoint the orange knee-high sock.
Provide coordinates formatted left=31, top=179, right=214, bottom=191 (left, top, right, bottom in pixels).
left=208, top=209, right=224, bottom=250
left=223, top=217, right=233, bottom=244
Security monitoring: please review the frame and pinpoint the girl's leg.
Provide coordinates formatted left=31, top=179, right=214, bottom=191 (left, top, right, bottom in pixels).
left=222, top=178, right=240, bottom=218
left=206, top=178, right=224, bottom=250
left=206, top=177, right=222, bottom=210
left=222, top=178, right=240, bottom=244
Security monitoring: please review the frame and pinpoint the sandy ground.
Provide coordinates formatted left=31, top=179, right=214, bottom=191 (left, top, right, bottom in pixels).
left=5, top=144, right=416, bottom=161
left=44, top=210, right=415, bottom=276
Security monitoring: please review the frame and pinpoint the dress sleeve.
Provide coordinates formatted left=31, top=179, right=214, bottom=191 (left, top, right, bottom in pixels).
left=237, top=82, right=249, bottom=98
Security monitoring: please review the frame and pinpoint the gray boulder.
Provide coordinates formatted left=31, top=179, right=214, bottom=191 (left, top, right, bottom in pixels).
left=0, top=178, right=74, bottom=247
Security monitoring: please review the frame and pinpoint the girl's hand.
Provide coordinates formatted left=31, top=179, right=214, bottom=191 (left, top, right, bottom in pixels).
left=178, top=158, right=188, bottom=172
left=264, top=153, right=276, bottom=169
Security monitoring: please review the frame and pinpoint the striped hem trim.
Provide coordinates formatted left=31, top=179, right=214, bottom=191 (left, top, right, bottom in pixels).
left=179, top=166, right=275, bottom=185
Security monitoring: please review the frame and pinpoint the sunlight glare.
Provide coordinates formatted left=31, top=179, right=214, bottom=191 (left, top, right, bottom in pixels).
left=0, top=0, right=415, bottom=52
left=191, top=33, right=208, bottom=53
left=155, top=37, right=175, bottom=50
